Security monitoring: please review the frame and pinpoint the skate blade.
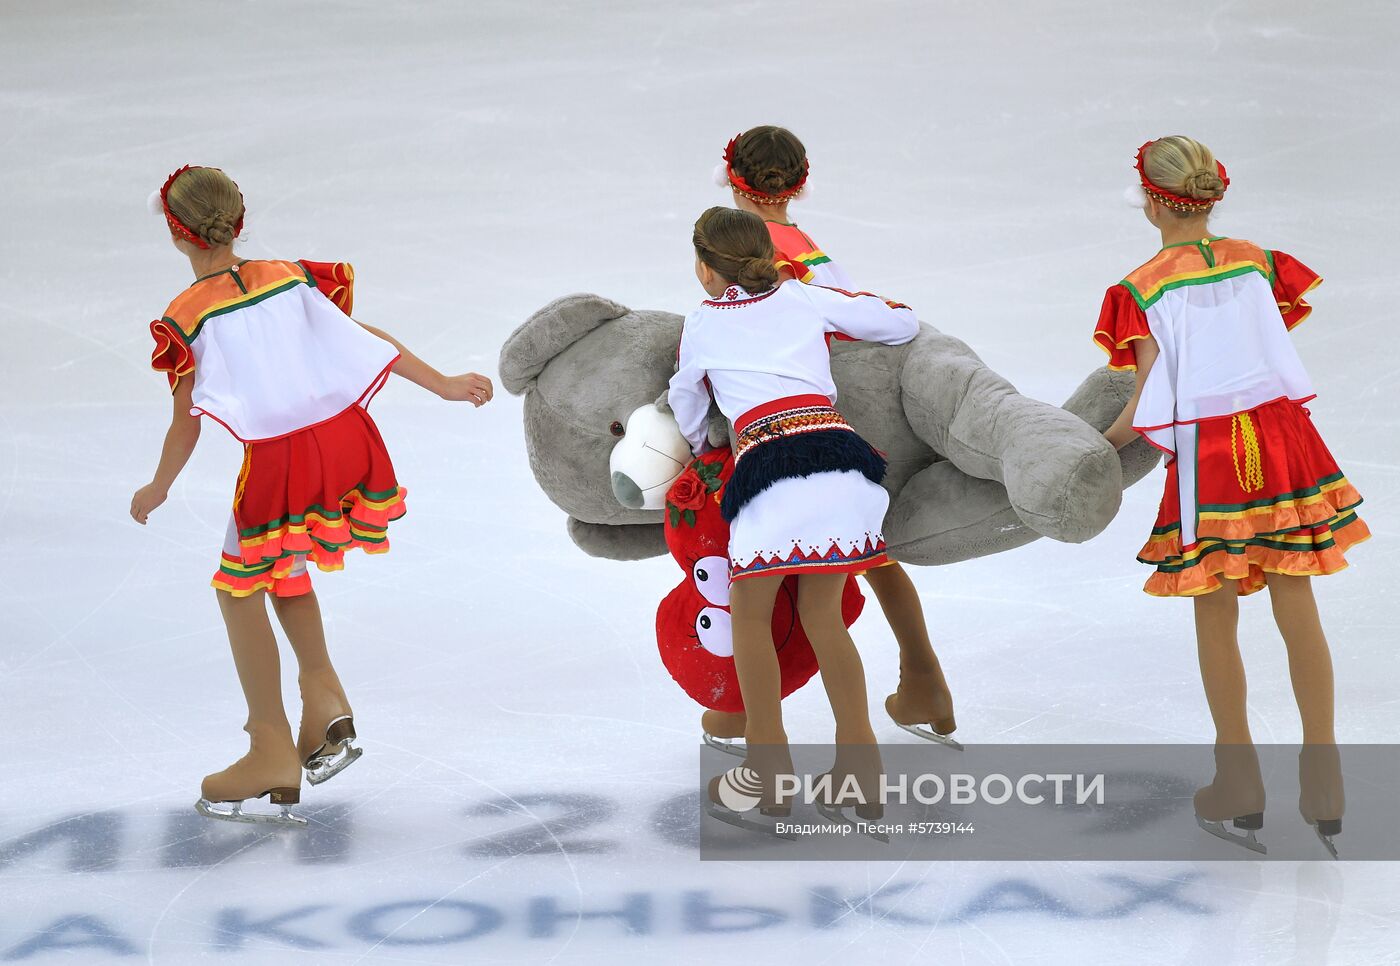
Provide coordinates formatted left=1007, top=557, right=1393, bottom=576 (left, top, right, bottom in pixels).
left=814, top=802, right=890, bottom=843
left=703, top=802, right=796, bottom=841
left=305, top=741, right=363, bottom=786
left=1305, top=820, right=1341, bottom=860
left=1195, top=815, right=1266, bottom=854
left=895, top=722, right=964, bottom=751
left=703, top=732, right=747, bottom=758
left=195, top=798, right=308, bottom=828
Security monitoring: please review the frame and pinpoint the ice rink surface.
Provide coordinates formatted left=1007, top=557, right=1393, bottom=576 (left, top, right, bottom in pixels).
left=1, top=0, right=1397, bottom=962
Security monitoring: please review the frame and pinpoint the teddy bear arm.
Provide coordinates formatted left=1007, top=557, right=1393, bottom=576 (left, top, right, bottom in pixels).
left=882, top=460, right=1041, bottom=565
left=899, top=332, right=1123, bottom=542
left=567, top=516, right=670, bottom=560
left=1058, top=366, right=1161, bottom=489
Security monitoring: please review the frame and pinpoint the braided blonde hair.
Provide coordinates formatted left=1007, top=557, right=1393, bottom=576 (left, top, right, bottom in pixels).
left=1144, top=136, right=1225, bottom=217
left=166, top=167, right=244, bottom=246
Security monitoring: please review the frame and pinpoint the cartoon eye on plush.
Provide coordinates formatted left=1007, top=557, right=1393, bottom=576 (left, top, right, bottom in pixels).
left=694, top=606, right=733, bottom=657
left=691, top=555, right=731, bottom=607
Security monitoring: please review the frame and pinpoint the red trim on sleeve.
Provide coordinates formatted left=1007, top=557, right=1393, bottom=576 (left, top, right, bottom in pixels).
left=149, top=318, right=195, bottom=391
left=1092, top=285, right=1151, bottom=371
left=1269, top=250, right=1322, bottom=331
left=299, top=260, right=356, bottom=316
left=811, top=285, right=910, bottom=311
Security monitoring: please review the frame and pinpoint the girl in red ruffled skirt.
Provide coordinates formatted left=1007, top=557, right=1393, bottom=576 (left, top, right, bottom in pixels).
left=130, top=166, right=493, bottom=824
left=1100, top=137, right=1368, bottom=853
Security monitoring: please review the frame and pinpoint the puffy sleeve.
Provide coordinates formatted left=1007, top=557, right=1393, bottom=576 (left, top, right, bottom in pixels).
left=149, top=317, right=194, bottom=391
left=1269, top=250, right=1321, bottom=330
left=298, top=260, right=356, bottom=316
left=1093, top=284, right=1151, bottom=371
left=668, top=318, right=714, bottom=456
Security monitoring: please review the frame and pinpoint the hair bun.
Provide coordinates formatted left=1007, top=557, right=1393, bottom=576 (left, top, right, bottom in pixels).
left=752, top=167, right=789, bottom=194
left=736, top=255, right=779, bottom=292
left=197, top=210, right=237, bottom=246
left=1182, top=168, right=1225, bottom=201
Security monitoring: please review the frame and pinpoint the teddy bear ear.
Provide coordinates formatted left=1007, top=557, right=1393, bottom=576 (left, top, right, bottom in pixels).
left=499, top=293, right=631, bottom=395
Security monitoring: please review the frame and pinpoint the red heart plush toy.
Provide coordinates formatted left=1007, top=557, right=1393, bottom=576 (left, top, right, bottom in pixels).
left=656, top=448, right=865, bottom=712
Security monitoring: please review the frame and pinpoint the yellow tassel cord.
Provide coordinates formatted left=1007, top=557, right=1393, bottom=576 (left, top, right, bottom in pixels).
left=1230, top=413, right=1265, bottom=493
left=233, top=445, right=253, bottom=510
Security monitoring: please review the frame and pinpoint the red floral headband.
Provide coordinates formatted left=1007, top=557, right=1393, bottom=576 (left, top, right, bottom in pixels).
left=721, top=134, right=809, bottom=205
left=157, top=165, right=245, bottom=248
left=1135, top=140, right=1229, bottom=212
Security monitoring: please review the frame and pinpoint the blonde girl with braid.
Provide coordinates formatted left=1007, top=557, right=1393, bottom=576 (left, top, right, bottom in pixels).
left=132, top=165, right=493, bottom=826
left=1099, top=136, right=1367, bottom=855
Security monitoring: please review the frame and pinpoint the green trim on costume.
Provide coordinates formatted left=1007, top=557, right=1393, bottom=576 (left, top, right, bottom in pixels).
left=1124, top=262, right=1273, bottom=311
left=182, top=277, right=309, bottom=345
left=1195, top=472, right=1348, bottom=513
left=237, top=485, right=403, bottom=538
left=1159, top=235, right=1227, bottom=251
left=218, top=559, right=276, bottom=577
left=194, top=259, right=251, bottom=284
left=1139, top=510, right=1363, bottom=572
left=1150, top=497, right=1364, bottom=540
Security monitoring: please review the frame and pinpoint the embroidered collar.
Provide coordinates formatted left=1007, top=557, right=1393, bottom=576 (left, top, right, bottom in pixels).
left=703, top=284, right=778, bottom=308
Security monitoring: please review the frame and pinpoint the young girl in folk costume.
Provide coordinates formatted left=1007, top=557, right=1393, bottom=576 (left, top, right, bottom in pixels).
left=670, top=207, right=919, bottom=824
left=705, top=125, right=960, bottom=750
left=1100, top=137, right=1368, bottom=855
left=131, top=166, right=493, bottom=826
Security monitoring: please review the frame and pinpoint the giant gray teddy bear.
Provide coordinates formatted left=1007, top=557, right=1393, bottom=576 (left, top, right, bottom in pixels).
left=499, top=293, right=1158, bottom=564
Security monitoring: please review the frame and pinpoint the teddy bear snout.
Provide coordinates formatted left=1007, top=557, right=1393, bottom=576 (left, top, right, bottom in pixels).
left=611, top=471, right=644, bottom=509
left=606, top=403, right=693, bottom=510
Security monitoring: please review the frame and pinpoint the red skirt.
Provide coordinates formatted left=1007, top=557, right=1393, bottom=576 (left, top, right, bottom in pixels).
left=1138, top=399, right=1367, bottom=597
left=211, top=405, right=407, bottom=597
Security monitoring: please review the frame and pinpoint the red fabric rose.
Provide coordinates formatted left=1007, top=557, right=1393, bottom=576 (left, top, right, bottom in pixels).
left=668, top=468, right=707, bottom=511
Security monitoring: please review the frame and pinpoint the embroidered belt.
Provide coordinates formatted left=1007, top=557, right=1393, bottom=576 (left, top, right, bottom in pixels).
left=734, top=394, right=853, bottom=463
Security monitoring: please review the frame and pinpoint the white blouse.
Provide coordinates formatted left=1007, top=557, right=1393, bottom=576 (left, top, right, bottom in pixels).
left=668, top=280, right=919, bottom=454
left=190, top=277, right=398, bottom=442
left=1134, top=272, right=1315, bottom=457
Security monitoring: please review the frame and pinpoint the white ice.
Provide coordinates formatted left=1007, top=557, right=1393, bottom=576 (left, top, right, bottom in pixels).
left=1, top=0, right=1397, bottom=963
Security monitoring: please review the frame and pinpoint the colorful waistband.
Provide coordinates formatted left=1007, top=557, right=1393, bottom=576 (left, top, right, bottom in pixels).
left=734, top=394, right=853, bottom=463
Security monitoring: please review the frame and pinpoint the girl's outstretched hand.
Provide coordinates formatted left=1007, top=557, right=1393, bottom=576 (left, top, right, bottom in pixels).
left=439, top=372, right=494, bottom=407
left=130, top=483, right=168, bottom=524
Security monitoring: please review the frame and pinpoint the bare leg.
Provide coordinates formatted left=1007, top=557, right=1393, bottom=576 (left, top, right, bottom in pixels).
left=864, top=562, right=955, bottom=733
left=1264, top=574, right=1335, bottom=745
left=1194, top=579, right=1250, bottom=745
left=270, top=589, right=332, bottom=673
left=202, top=590, right=301, bottom=804
left=797, top=573, right=877, bottom=746
left=269, top=588, right=355, bottom=768
left=728, top=575, right=787, bottom=745
left=217, top=589, right=292, bottom=732
left=1192, top=579, right=1264, bottom=823
left=712, top=575, right=791, bottom=812
left=798, top=573, right=883, bottom=816
left=1266, top=573, right=1344, bottom=833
